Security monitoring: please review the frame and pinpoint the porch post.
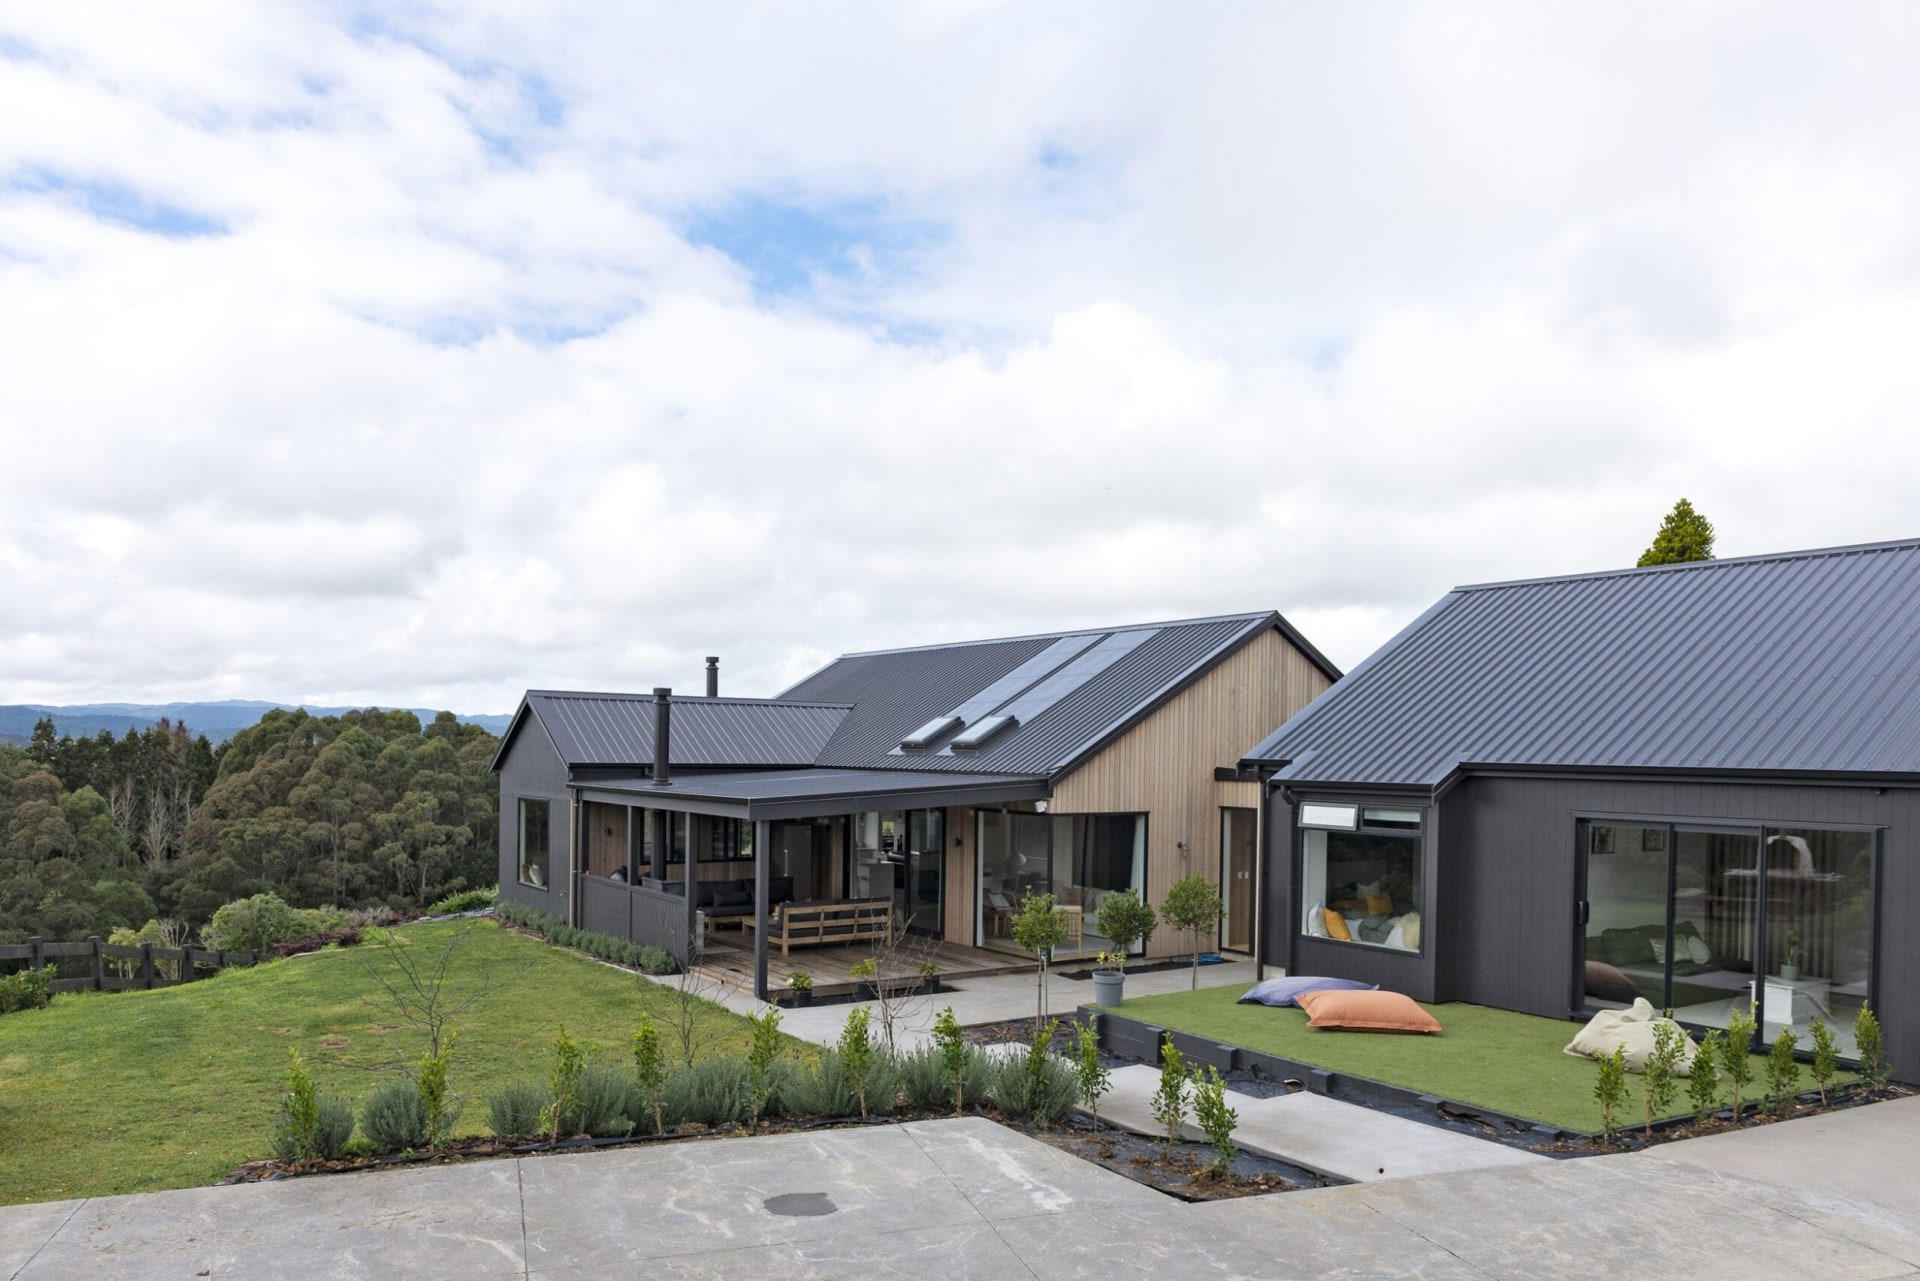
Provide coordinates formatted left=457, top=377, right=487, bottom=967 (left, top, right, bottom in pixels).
left=753, top=818, right=771, bottom=1001
left=650, top=809, right=667, bottom=881
left=683, top=814, right=699, bottom=959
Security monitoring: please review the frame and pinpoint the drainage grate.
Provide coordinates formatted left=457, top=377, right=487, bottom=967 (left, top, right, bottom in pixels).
left=764, top=1192, right=837, bottom=1217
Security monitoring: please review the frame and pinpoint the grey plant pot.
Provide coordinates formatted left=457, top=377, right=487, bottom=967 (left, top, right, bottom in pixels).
left=1092, top=970, right=1125, bottom=1008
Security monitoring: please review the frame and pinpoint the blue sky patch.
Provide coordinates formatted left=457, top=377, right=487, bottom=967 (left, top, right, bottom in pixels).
left=684, top=195, right=943, bottom=301
left=9, top=168, right=228, bottom=238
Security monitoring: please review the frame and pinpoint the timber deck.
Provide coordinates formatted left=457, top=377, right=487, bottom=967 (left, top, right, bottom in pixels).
left=691, top=932, right=1032, bottom=1000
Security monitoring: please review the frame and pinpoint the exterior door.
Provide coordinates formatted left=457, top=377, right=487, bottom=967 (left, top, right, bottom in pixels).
left=1220, top=807, right=1257, bottom=952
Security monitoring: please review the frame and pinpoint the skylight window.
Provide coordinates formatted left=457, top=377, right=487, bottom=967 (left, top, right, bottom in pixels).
left=900, top=715, right=962, bottom=749
left=951, top=713, right=1017, bottom=750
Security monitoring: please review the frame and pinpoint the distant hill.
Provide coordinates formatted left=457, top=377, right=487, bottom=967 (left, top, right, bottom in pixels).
left=0, top=699, right=513, bottom=747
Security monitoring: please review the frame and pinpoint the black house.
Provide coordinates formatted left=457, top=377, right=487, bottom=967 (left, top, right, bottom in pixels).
left=1243, top=538, right=1920, bottom=1079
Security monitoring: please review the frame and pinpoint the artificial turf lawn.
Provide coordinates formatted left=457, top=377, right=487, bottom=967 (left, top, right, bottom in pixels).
left=0, top=918, right=784, bottom=1206
left=1114, top=984, right=1843, bottom=1134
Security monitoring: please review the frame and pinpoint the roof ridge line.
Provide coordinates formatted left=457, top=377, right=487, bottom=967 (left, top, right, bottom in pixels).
left=1454, top=536, right=1920, bottom=594
left=526, top=690, right=854, bottom=709
left=834, top=610, right=1277, bottom=658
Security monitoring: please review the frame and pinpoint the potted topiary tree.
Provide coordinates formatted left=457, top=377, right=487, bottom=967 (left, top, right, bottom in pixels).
left=1092, top=889, right=1158, bottom=1006
left=1162, top=875, right=1226, bottom=991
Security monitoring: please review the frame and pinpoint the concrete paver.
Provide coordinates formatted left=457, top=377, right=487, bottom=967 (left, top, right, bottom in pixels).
left=1089, top=1063, right=1546, bottom=1183
left=2, top=1105, right=1918, bottom=1280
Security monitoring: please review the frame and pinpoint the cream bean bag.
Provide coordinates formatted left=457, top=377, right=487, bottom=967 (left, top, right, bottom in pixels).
left=1564, top=998, right=1698, bottom=1076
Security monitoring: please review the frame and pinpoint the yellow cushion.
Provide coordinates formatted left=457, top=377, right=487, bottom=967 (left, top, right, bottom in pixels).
left=1296, top=989, right=1443, bottom=1034
left=1364, top=890, right=1392, bottom=915
left=1323, top=908, right=1352, bottom=941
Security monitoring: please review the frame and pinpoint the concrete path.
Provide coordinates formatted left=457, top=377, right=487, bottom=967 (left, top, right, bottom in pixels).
left=692, top=957, right=1258, bottom=1052
left=1088, top=1063, right=1546, bottom=1184
left=4, top=1107, right=1917, bottom=1280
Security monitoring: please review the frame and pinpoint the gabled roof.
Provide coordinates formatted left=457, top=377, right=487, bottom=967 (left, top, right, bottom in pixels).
left=490, top=692, right=850, bottom=772
left=1243, top=537, right=1920, bottom=788
left=779, top=611, right=1338, bottom=779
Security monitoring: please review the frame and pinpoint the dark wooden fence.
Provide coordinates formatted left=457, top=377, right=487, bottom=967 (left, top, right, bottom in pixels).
left=0, top=936, right=261, bottom=993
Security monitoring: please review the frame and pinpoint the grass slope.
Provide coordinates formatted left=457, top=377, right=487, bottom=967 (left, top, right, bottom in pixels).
left=0, top=919, right=767, bottom=1206
left=1115, top=986, right=1839, bottom=1133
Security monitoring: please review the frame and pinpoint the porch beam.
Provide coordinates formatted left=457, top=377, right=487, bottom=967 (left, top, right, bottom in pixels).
left=753, top=818, right=771, bottom=1001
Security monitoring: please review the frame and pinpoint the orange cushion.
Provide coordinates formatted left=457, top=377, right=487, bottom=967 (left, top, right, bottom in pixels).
left=1322, top=908, right=1352, bottom=941
left=1364, top=890, right=1392, bottom=915
left=1295, top=988, right=1442, bottom=1034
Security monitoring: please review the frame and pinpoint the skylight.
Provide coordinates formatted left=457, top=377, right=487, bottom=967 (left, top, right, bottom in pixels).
left=951, top=713, right=1017, bottom=750
left=900, top=714, right=961, bottom=749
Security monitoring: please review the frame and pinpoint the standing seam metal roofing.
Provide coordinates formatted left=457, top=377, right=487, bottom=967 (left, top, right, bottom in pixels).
left=1242, top=538, right=1920, bottom=786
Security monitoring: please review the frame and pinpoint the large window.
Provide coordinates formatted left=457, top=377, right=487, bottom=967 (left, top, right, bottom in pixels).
left=518, top=798, right=550, bottom=889
left=1300, top=805, right=1422, bottom=952
left=1581, top=819, right=1875, bottom=1057
left=976, top=809, right=1145, bottom=959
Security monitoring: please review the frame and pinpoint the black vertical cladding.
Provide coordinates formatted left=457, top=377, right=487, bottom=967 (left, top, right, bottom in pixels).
left=495, top=719, right=569, bottom=912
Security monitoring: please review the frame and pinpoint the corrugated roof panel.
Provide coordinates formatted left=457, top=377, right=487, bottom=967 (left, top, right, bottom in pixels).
left=527, top=693, right=850, bottom=769
left=1244, top=538, right=1920, bottom=785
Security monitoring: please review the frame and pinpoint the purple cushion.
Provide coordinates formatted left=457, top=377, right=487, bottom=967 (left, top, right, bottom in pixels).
left=1238, top=976, right=1378, bottom=1008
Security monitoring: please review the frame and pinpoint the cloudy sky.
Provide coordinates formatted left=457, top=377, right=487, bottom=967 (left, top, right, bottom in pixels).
left=4, top=4, right=1918, bottom=713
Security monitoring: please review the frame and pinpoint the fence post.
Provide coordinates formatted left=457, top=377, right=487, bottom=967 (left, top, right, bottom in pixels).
left=181, top=946, right=198, bottom=982
left=27, top=937, right=42, bottom=973
left=140, top=942, right=156, bottom=990
left=88, top=936, right=103, bottom=991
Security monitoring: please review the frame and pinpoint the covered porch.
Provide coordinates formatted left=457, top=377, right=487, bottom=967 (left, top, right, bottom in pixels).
left=569, top=766, right=1050, bottom=1000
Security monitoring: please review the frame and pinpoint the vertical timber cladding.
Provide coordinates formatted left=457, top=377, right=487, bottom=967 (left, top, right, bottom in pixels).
left=945, top=806, right=978, bottom=944
left=1046, top=628, right=1333, bottom=961
left=1445, top=773, right=1920, bottom=1078
left=583, top=802, right=629, bottom=878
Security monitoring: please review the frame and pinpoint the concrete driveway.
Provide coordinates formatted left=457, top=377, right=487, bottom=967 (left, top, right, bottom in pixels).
left=4, top=1103, right=1918, bottom=1280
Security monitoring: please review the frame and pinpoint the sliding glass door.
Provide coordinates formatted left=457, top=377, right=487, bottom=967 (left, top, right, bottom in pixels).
left=975, top=810, right=1145, bottom=960
left=1580, top=818, right=1875, bottom=1055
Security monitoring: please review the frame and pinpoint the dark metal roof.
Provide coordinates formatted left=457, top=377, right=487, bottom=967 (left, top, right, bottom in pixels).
left=1243, top=538, right=1920, bottom=787
left=780, top=612, right=1323, bottom=778
left=492, top=692, right=850, bottom=771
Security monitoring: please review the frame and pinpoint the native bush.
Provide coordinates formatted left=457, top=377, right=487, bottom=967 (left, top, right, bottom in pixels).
left=839, top=1007, right=876, bottom=1120
left=418, top=1039, right=461, bottom=1147
left=1689, top=1030, right=1723, bottom=1125
left=1855, top=1003, right=1889, bottom=1089
left=1721, top=1004, right=1757, bottom=1117
left=1766, top=1029, right=1800, bottom=1114
left=1808, top=1019, right=1838, bottom=1106
left=1073, top=1021, right=1111, bottom=1130
left=1151, top=1033, right=1189, bottom=1153
left=1191, top=1065, right=1238, bottom=1173
left=540, top=1028, right=587, bottom=1141
left=633, top=1015, right=667, bottom=1135
left=362, top=1079, right=429, bottom=1153
left=203, top=892, right=306, bottom=954
left=488, top=1081, right=548, bottom=1137
left=1594, top=1045, right=1629, bottom=1143
left=0, top=966, right=54, bottom=1016
left=1641, top=1022, right=1684, bottom=1135
left=746, top=1005, right=784, bottom=1127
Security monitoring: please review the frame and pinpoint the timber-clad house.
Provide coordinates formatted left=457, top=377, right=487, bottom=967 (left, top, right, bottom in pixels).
left=495, top=612, right=1338, bottom=998
left=1243, top=537, right=1920, bottom=1080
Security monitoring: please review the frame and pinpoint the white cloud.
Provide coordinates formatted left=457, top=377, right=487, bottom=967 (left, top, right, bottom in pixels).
left=1, top=4, right=1917, bottom=715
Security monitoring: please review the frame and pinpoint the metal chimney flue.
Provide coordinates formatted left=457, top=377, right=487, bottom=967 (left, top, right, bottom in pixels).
left=705, top=656, right=719, bottom=698
left=652, top=687, right=672, bottom=787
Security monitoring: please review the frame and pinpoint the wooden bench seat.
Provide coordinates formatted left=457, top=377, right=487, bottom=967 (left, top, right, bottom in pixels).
left=743, top=899, right=893, bottom=956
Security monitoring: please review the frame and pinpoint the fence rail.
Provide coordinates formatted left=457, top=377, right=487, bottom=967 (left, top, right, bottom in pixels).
left=0, top=936, right=261, bottom=993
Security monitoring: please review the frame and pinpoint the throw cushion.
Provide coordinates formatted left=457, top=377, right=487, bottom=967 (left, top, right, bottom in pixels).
left=1364, top=889, right=1393, bottom=915
left=1238, top=976, right=1378, bottom=1007
left=1304, top=902, right=1329, bottom=938
left=1296, top=989, right=1442, bottom=1034
left=1649, top=937, right=1668, bottom=964
left=1397, top=912, right=1421, bottom=951
left=1323, top=908, right=1352, bottom=941
left=1583, top=959, right=1641, bottom=1005
left=1357, top=913, right=1395, bottom=944
left=1602, top=926, right=1657, bottom=968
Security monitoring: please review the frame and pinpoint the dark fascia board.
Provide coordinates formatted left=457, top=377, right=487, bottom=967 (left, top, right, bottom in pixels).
left=574, top=775, right=1051, bottom=823
left=1047, top=614, right=1331, bottom=783
left=488, top=694, right=539, bottom=773
left=490, top=689, right=854, bottom=773
left=1449, top=761, right=1920, bottom=790
left=566, top=763, right=815, bottom=782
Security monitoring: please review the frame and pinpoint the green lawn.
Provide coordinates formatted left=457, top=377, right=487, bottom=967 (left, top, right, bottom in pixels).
left=1113, top=985, right=1840, bottom=1133
left=0, top=919, right=774, bottom=1206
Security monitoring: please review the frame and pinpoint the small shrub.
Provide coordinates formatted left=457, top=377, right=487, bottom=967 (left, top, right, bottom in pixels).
left=1808, top=1018, right=1838, bottom=1106
left=362, top=1079, right=429, bottom=1153
left=488, top=1081, right=548, bottom=1137
left=896, top=1046, right=950, bottom=1111
left=567, top=1064, right=635, bottom=1138
left=274, top=927, right=363, bottom=959
left=989, top=1046, right=1077, bottom=1125
left=1721, top=1004, right=1757, bottom=1118
left=268, top=1049, right=354, bottom=1162
left=1593, top=1045, right=1628, bottom=1143
left=418, top=1040, right=461, bottom=1147
left=633, top=1016, right=667, bottom=1134
left=1641, top=1021, right=1684, bottom=1135
left=0, top=965, right=54, bottom=1016
left=1766, top=1028, right=1799, bottom=1114
left=1689, top=1030, right=1723, bottom=1124
left=1073, top=1021, right=1111, bottom=1130
left=746, top=1006, right=784, bottom=1127
left=787, top=972, right=813, bottom=993
left=428, top=887, right=498, bottom=915
left=661, top=1054, right=753, bottom=1127
left=1151, top=1033, right=1189, bottom=1153
left=1191, top=1065, right=1238, bottom=1173
left=492, top=902, right=675, bottom=974
left=839, top=1007, right=875, bottom=1120
left=540, top=1028, right=588, bottom=1141
left=1855, top=1003, right=1889, bottom=1089
left=933, top=1005, right=970, bottom=1115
